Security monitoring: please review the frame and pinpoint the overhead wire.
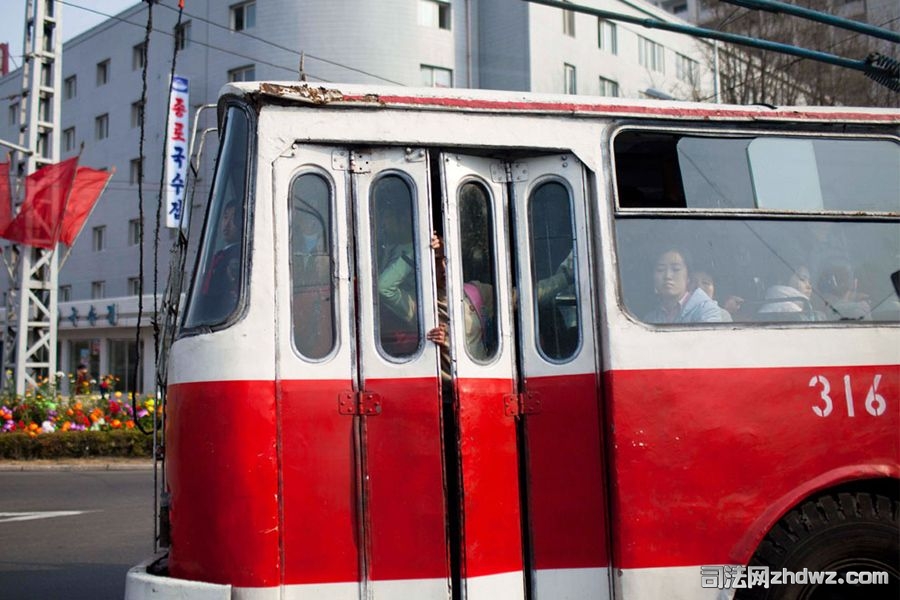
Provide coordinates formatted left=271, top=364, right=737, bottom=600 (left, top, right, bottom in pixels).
left=699, top=11, right=900, bottom=102
left=56, top=0, right=405, bottom=85
left=152, top=1, right=407, bottom=85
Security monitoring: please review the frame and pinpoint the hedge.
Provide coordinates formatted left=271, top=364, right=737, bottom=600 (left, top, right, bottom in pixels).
left=0, top=429, right=155, bottom=460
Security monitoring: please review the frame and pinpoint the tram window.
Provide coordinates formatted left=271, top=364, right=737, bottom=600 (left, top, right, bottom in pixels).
left=183, top=105, right=250, bottom=329
left=616, top=218, right=900, bottom=325
left=372, top=174, right=422, bottom=358
left=615, top=131, right=900, bottom=213
left=289, top=172, right=335, bottom=359
left=529, top=180, right=580, bottom=360
left=458, top=181, right=499, bottom=362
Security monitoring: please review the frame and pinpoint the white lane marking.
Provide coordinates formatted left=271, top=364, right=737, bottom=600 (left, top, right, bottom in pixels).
left=0, top=511, right=88, bottom=523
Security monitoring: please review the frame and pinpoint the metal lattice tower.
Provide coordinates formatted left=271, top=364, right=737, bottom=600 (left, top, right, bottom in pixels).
left=3, top=0, right=63, bottom=395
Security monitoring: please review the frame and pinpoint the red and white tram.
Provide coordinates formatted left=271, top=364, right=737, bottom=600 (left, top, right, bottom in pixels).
left=126, top=83, right=899, bottom=600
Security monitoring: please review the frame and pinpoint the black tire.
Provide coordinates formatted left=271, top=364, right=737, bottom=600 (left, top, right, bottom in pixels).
left=735, top=492, right=899, bottom=600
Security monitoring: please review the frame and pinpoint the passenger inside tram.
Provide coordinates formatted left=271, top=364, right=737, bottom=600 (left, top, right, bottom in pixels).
left=759, top=264, right=817, bottom=319
left=373, top=179, right=420, bottom=356
left=644, top=247, right=724, bottom=324
left=290, top=174, right=333, bottom=359
left=816, top=258, right=871, bottom=321
left=690, top=269, right=739, bottom=322
left=197, top=199, right=243, bottom=322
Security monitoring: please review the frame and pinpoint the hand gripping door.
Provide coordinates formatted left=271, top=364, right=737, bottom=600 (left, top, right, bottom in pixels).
left=352, top=148, right=451, bottom=599
left=274, top=145, right=362, bottom=598
left=510, top=155, right=611, bottom=599
left=439, top=153, right=526, bottom=599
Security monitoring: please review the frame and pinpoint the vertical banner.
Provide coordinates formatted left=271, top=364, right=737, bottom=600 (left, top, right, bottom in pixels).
left=165, top=75, right=189, bottom=229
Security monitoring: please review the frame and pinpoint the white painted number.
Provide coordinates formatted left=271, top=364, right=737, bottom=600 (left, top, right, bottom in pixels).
left=809, top=374, right=887, bottom=418
left=843, top=375, right=855, bottom=418
left=865, top=374, right=886, bottom=416
left=808, top=375, right=833, bottom=417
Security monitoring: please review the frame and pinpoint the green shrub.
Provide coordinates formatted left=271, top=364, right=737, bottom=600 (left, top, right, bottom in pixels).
left=0, top=429, right=154, bottom=460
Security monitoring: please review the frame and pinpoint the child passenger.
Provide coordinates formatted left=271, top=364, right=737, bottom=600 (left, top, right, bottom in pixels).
left=690, top=269, right=740, bottom=322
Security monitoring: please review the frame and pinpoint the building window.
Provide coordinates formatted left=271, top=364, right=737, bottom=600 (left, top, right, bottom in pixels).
left=109, top=339, right=142, bottom=392
left=228, top=65, right=256, bottom=82
left=91, top=281, right=106, bottom=300
left=128, top=277, right=142, bottom=295
left=175, top=20, right=191, bottom=50
left=131, top=101, right=144, bottom=128
left=64, top=75, right=77, bottom=99
left=59, top=285, right=71, bottom=302
left=564, top=63, right=577, bottom=94
left=132, top=43, right=145, bottom=71
left=421, top=64, right=452, bottom=88
left=638, top=36, right=665, bottom=73
left=676, top=53, right=699, bottom=83
left=231, top=1, right=256, bottom=31
left=37, top=132, right=49, bottom=160
left=129, top=158, right=143, bottom=185
left=563, top=2, right=576, bottom=37
left=598, top=19, right=617, bottom=54
left=92, top=226, right=106, bottom=252
left=96, top=59, right=110, bottom=86
left=599, top=76, right=619, bottom=97
left=95, top=114, right=109, bottom=140
left=128, top=219, right=141, bottom=245
left=63, top=127, right=76, bottom=152
left=418, top=0, right=451, bottom=29
left=8, top=103, right=17, bottom=126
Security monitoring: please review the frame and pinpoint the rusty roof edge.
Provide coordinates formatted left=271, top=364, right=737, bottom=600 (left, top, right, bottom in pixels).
left=222, top=82, right=900, bottom=124
left=254, top=82, right=383, bottom=106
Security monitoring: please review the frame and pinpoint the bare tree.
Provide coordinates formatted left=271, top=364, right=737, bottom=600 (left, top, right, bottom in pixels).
left=699, top=0, right=899, bottom=107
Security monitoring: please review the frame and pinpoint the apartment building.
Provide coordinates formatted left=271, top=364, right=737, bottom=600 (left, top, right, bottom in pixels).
left=0, top=0, right=715, bottom=392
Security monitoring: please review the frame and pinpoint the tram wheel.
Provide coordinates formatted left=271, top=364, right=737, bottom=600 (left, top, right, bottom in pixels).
left=735, top=492, right=899, bottom=600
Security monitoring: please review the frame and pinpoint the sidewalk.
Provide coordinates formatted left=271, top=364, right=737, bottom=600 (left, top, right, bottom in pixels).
left=0, top=457, right=155, bottom=471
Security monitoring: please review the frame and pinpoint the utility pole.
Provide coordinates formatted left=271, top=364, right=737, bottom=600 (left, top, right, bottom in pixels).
left=3, top=0, right=63, bottom=395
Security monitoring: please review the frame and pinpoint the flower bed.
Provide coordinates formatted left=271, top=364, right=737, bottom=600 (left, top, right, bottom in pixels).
left=0, top=373, right=161, bottom=459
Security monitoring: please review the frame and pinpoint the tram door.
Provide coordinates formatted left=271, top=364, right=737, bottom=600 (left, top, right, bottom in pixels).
left=274, top=146, right=450, bottom=599
left=439, top=154, right=526, bottom=599
left=441, top=154, right=610, bottom=600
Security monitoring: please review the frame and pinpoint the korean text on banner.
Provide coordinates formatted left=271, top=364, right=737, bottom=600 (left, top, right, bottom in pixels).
left=166, top=75, right=190, bottom=229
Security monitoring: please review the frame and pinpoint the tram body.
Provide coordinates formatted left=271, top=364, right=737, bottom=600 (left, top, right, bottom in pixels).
left=126, top=84, right=899, bottom=600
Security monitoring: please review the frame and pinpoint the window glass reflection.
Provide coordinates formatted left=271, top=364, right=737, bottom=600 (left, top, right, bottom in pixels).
left=372, top=175, right=421, bottom=358
left=529, top=180, right=580, bottom=360
left=290, top=172, right=335, bottom=359
left=458, top=181, right=499, bottom=362
left=184, top=106, right=250, bottom=328
left=616, top=219, right=900, bottom=324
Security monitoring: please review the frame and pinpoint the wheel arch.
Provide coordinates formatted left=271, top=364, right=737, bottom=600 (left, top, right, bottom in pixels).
left=729, top=463, right=899, bottom=565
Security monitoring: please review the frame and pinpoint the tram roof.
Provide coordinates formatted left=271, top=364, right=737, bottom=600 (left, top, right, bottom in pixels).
left=220, top=82, right=900, bottom=125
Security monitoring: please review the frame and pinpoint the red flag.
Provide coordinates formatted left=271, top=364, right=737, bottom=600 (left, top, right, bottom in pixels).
left=59, top=167, right=113, bottom=247
left=1, top=156, right=78, bottom=249
left=0, top=161, right=10, bottom=232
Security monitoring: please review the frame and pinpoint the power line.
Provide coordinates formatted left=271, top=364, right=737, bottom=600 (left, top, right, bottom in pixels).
left=153, top=0, right=407, bottom=85
left=700, top=14, right=900, bottom=102
left=57, top=0, right=404, bottom=86
left=54, top=0, right=325, bottom=81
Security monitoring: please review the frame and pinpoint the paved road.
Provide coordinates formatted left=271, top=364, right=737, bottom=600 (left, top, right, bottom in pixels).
left=0, top=467, right=156, bottom=600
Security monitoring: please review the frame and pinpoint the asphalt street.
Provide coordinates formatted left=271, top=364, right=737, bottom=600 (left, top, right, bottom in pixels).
left=0, top=466, right=156, bottom=600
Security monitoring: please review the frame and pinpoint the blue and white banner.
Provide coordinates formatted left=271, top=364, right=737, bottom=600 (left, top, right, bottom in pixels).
left=165, top=75, right=189, bottom=229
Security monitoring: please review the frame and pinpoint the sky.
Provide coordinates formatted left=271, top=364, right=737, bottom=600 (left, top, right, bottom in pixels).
left=2, top=0, right=138, bottom=70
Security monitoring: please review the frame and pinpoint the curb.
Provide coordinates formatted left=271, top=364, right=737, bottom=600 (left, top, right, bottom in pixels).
left=0, top=458, right=155, bottom=472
